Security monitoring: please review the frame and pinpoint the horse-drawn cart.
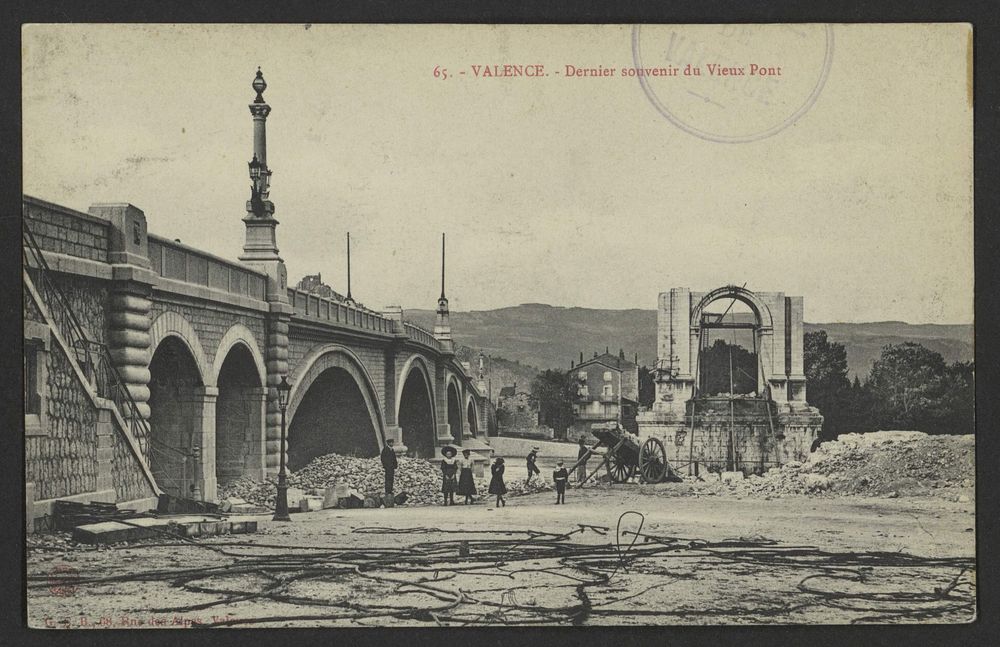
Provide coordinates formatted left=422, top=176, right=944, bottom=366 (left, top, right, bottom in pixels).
left=569, top=425, right=679, bottom=485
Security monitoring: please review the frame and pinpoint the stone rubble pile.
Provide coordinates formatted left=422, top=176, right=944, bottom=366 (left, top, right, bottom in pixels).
left=219, top=453, right=553, bottom=509
left=700, top=431, right=975, bottom=499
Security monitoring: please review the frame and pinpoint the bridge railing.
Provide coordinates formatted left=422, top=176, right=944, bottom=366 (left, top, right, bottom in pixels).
left=148, top=234, right=267, bottom=302
left=402, top=322, right=441, bottom=350
left=287, top=288, right=396, bottom=335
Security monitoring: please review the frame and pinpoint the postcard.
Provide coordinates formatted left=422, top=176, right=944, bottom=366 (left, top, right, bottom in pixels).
left=22, top=23, right=974, bottom=627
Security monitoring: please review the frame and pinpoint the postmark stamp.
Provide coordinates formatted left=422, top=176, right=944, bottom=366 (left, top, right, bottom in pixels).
left=47, top=564, right=79, bottom=597
left=631, top=24, right=834, bottom=143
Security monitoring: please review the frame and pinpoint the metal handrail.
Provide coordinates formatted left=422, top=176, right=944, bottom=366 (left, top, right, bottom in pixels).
left=147, top=437, right=191, bottom=494
left=22, top=224, right=153, bottom=450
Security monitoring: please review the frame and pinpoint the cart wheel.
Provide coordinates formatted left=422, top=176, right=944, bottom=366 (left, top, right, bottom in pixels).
left=607, top=452, right=636, bottom=483
left=639, top=437, right=668, bottom=483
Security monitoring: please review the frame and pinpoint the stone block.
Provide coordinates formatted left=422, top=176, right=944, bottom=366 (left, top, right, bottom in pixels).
left=721, top=471, right=744, bottom=484
left=322, top=486, right=344, bottom=509
left=299, top=495, right=323, bottom=512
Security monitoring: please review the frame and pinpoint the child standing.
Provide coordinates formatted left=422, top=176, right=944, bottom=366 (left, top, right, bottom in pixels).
left=440, top=446, right=458, bottom=506
left=526, top=447, right=541, bottom=484
left=553, top=461, right=569, bottom=504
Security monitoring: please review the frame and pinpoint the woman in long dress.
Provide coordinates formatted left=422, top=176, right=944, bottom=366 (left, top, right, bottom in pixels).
left=488, top=456, right=507, bottom=507
left=457, top=449, right=477, bottom=504
left=440, top=446, right=458, bottom=506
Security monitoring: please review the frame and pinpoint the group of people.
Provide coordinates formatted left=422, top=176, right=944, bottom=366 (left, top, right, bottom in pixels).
left=379, top=436, right=598, bottom=507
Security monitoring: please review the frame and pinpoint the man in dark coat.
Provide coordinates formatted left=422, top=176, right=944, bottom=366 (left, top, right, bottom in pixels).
left=577, top=437, right=592, bottom=484
left=381, top=438, right=399, bottom=494
left=526, top=447, right=541, bottom=484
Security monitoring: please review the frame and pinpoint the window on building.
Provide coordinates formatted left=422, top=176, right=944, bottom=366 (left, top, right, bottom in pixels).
left=603, top=371, right=613, bottom=381
left=578, top=371, right=587, bottom=380
left=603, top=384, right=613, bottom=396
left=579, top=385, right=589, bottom=397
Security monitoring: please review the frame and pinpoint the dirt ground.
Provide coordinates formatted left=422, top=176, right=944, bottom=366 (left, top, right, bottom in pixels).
left=26, top=484, right=977, bottom=628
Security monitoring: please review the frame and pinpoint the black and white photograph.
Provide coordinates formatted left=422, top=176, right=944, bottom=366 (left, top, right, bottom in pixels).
left=19, top=23, right=976, bottom=628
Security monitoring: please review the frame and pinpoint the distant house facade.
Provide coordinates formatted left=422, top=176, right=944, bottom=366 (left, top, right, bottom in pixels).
left=496, top=383, right=550, bottom=439
left=568, top=350, right=639, bottom=440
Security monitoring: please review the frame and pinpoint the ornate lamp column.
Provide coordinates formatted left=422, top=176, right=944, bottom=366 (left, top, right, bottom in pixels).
left=273, top=375, right=292, bottom=521
left=236, top=69, right=292, bottom=479
left=433, top=233, right=454, bottom=354
left=239, top=68, right=288, bottom=303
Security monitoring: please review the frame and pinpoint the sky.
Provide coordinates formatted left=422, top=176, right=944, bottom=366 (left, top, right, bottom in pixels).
left=22, top=24, right=973, bottom=324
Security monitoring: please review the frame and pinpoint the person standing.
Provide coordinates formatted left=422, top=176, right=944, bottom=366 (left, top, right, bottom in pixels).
left=380, top=438, right=398, bottom=495
left=440, top=446, right=458, bottom=506
left=526, top=446, right=541, bottom=485
left=577, top=437, right=592, bottom=484
left=553, top=461, right=569, bottom=504
left=489, top=456, right=507, bottom=507
left=457, top=449, right=477, bottom=504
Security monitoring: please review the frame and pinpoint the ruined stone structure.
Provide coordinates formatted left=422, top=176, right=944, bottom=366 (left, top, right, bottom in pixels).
left=637, top=286, right=823, bottom=475
left=22, top=70, right=488, bottom=527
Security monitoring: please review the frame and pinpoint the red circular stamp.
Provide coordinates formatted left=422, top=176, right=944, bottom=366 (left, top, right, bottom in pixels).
left=47, top=564, right=79, bottom=597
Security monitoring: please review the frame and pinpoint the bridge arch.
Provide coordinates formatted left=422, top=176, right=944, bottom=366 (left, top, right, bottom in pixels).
left=690, top=285, right=773, bottom=331
left=396, top=354, right=438, bottom=457
left=149, top=310, right=210, bottom=380
left=212, top=325, right=267, bottom=485
left=285, top=344, right=387, bottom=470
left=466, top=393, right=479, bottom=438
left=210, top=323, right=266, bottom=388
left=147, top=313, right=208, bottom=498
left=445, top=372, right=464, bottom=444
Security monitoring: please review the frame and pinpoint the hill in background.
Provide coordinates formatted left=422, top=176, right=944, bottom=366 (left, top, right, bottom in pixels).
left=404, top=304, right=972, bottom=379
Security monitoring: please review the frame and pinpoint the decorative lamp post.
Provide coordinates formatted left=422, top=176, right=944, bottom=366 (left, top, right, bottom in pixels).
left=273, top=375, right=292, bottom=521
left=248, top=154, right=264, bottom=216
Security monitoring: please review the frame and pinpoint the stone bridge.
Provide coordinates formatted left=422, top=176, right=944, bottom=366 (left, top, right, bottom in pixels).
left=22, top=71, right=489, bottom=519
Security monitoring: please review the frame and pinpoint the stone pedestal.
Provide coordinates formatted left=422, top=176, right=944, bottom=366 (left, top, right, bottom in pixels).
left=638, top=398, right=822, bottom=476
left=384, top=425, right=409, bottom=455
left=436, top=423, right=454, bottom=445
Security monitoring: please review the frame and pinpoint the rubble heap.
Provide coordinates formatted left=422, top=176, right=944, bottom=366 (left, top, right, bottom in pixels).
left=704, top=431, right=975, bottom=498
left=219, top=453, right=552, bottom=508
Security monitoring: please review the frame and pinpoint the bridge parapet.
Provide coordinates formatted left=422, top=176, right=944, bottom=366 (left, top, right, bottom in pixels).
left=287, top=288, right=396, bottom=335
left=148, top=234, right=267, bottom=301
left=23, top=196, right=111, bottom=263
left=402, top=322, right=441, bottom=351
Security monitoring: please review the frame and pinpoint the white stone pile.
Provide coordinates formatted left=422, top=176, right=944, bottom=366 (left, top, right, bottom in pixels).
left=219, top=453, right=553, bottom=509
left=700, top=431, right=975, bottom=499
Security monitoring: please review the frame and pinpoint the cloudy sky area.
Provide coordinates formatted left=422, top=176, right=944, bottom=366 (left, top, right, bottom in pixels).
left=22, top=24, right=972, bottom=323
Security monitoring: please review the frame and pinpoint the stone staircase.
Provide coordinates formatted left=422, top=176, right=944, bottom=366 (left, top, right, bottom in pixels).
left=23, top=226, right=162, bottom=498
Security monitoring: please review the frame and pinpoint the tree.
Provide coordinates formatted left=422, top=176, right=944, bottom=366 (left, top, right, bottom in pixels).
left=530, top=369, right=577, bottom=438
left=804, top=330, right=853, bottom=438
left=866, top=342, right=974, bottom=434
left=935, top=361, right=975, bottom=435
left=839, top=375, right=877, bottom=434
left=699, top=340, right=756, bottom=396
